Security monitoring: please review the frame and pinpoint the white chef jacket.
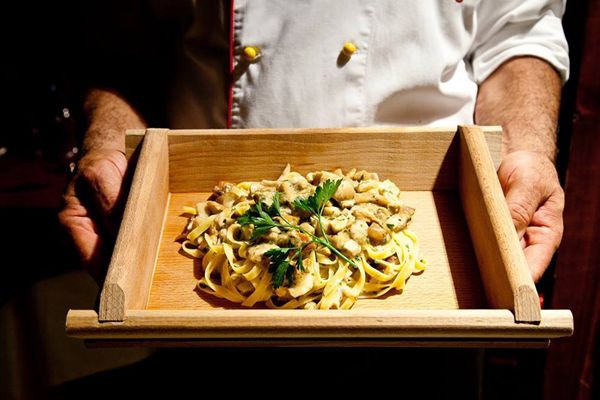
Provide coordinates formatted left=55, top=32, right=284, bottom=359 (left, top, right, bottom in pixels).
left=167, top=0, right=569, bottom=129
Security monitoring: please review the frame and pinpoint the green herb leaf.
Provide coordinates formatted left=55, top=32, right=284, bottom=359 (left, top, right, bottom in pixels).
left=268, top=192, right=282, bottom=217
left=315, top=179, right=343, bottom=209
left=296, top=247, right=305, bottom=272
left=265, top=247, right=295, bottom=289
left=272, top=260, right=290, bottom=289
left=293, top=179, right=342, bottom=214
left=238, top=197, right=282, bottom=240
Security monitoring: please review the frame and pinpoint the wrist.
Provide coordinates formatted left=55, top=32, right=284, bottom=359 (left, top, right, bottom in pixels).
left=81, top=127, right=127, bottom=157
left=503, top=148, right=556, bottom=165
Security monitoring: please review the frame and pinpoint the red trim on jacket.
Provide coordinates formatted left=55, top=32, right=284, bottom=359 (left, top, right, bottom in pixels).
left=227, top=0, right=235, bottom=128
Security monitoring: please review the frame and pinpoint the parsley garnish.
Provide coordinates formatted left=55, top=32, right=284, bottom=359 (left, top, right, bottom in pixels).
left=265, top=247, right=293, bottom=289
left=238, top=179, right=357, bottom=288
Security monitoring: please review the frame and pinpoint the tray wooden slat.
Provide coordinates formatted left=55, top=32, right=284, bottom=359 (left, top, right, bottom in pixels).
left=66, top=309, right=573, bottom=340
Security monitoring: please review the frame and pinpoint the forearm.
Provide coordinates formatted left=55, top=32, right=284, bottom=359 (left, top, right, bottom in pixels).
left=475, top=56, right=562, bottom=162
left=82, top=88, right=147, bottom=155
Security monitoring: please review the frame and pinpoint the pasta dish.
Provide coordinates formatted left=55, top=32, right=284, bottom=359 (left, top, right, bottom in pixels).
left=179, top=165, right=425, bottom=309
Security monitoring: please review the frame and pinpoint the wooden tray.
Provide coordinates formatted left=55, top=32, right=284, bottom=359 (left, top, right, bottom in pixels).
left=65, top=126, right=573, bottom=347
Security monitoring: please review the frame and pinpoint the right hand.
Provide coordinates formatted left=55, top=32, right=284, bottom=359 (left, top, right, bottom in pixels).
left=59, top=148, right=127, bottom=282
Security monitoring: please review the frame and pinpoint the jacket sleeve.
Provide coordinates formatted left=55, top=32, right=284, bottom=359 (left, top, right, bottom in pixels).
left=468, top=0, right=569, bottom=84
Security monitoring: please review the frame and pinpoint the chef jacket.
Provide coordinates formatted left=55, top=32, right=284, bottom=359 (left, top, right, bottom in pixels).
left=167, top=0, right=569, bottom=129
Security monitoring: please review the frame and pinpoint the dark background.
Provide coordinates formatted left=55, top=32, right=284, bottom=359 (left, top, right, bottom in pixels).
left=0, top=1, right=596, bottom=399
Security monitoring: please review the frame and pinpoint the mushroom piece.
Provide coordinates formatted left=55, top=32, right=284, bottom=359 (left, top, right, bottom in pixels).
left=368, top=223, right=388, bottom=245
left=246, top=243, right=278, bottom=263
left=206, top=201, right=225, bottom=214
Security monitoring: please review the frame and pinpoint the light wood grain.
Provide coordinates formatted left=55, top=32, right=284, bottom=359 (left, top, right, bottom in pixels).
left=458, top=126, right=541, bottom=323
left=125, top=129, right=145, bottom=159
left=98, top=129, right=170, bottom=322
left=147, top=191, right=487, bottom=310
left=167, top=127, right=502, bottom=192
left=83, top=339, right=552, bottom=349
left=66, top=309, right=573, bottom=339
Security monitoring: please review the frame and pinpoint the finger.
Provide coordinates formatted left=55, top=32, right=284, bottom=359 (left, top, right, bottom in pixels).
left=503, top=181, right=539, bottom=238
left=76, top=162, right=125, bottom=238
left=523, top=242, right=554, bottom=282
left=59, top=196, right=102, bottom=267
left=79, top=163, right=123, bottom=215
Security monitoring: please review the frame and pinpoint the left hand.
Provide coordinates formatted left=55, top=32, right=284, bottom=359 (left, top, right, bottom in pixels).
left=497, top=150, right=565, bottom=282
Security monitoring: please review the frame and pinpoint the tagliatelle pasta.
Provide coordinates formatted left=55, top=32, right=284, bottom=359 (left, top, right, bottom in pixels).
left=179, top=165, right=426, bottom=309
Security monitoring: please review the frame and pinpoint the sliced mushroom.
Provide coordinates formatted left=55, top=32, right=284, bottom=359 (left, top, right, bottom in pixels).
left=206, top=201, right=225, bottom=214
left=368, top=223, right=388, bottom=245
left=246, top=243, right=278, bottom=263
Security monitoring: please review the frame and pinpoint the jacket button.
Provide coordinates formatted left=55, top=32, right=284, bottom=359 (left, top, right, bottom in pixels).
left=243, top=46, right=261, bottom=61
left=342, top=42, right=357, bottom=57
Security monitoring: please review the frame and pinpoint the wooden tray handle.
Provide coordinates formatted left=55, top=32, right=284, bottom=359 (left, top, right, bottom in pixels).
left=99, top=129, right=169, bottom=321
left=459, top=125, right=541, bottom=323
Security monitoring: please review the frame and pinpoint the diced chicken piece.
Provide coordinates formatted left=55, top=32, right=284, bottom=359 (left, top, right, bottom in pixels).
left=379, top=179, right=400, bottom=197
left=342, top=239, right=362, bottom=257
left=289, top=229, right=311, bottom=247
left=352, top=170, right=378, bottom=181
left=280, top=213, right=300, bottom=226
left=323, top=206, right=341, bottom=217
left=330, top=231, right=350, bottom=250
left=357, top=180, right=379, bottom=193
left=246, top=243, right=278, bottom=263
left=349, top=220, right=369, bottom=245
left=339, top=199, right=355, bottom=208
left=313, top=215, right=331, bottom=235
left=318, top=171, right=342, bottom=185
left=317, top=246, right=332, bottom=256
left=329, top=213, right=351, bottom=233
left=288, top=271, right=314, bottom=298
left=299, top=222, right=315, bottom=235
left=333, top=179, right=356, bottom=202
left=260, top=179, right=280, bottom=187
left=368, top=223, right=388, bottom=245
left=385, top=214, right=410, bottom=232
left=281, top=181, right=297, bottom=203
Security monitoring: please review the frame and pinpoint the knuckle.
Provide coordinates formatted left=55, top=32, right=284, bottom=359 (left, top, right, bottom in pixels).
left=509, top=201, right=531, bottom=227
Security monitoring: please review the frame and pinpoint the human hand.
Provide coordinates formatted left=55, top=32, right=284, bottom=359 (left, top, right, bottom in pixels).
left=497, top=150, right=564, bottom=282
left=59, top=149, right=127, bottom=282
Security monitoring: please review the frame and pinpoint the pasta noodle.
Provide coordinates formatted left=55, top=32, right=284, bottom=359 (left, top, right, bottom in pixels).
left=180, top=166, right=426, bottom=309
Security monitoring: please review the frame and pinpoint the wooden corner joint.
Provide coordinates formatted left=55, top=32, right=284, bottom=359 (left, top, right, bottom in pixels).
left=514, top=285, right=542, bottom=324
left=99, top=283, right=126, bottom=322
